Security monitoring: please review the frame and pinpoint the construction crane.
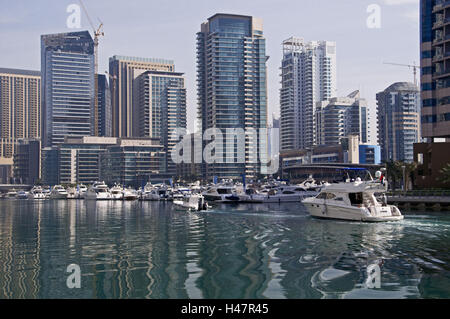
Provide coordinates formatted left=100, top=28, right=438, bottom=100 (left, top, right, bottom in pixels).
left=79, top=0, right=104, bottom=136
left=383, top=62, right=419, bottom=87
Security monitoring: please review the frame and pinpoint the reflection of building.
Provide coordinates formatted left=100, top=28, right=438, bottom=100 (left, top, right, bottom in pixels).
left=197, top=14, right=268, bottom=180
left=109, top=55, right=175, bottom=138
left=414, top=142, right=450, bottom=188
left=280, top=37, right=336, bottom=151
left=0, top=68, right=41, bottom=164
left=41, top=31, right=95, bottom=147
left=376, top=82, right=420, bottom=163
left=13, top=139, right=41, bottom=184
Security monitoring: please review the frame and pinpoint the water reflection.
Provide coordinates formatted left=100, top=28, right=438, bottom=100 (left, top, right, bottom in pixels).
left=0, top=200, right=449, bottom=298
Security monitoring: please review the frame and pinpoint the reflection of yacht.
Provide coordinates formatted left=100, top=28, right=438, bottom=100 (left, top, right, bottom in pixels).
left=302, top=170, right=403, bottom=222
left=84, top=182, right=111, bottom=200
left=110, top=184, right=123, bottom=200
left=173, top=194, right=209, bottom=211
left=28, top=186, right=46, bottom=199
left=50, top=185, right=68, bottom=199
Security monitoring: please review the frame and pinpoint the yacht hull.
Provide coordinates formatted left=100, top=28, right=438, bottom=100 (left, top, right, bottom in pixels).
left=303, top=202, right=403, bottom=222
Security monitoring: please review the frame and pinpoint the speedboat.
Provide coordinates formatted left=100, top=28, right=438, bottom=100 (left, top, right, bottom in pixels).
left=173, top=194, right=209, bottom=211
left=122, top=187, right=138, bottom=200
left=49, top=185, right=68, bottom=199
left=28, top=186, right=46, bottom=200
left=110, top=184, right=124, bottom=200
left=302, top=170, right=403, bottom=222
left=84, top=181, right=111, bottom=200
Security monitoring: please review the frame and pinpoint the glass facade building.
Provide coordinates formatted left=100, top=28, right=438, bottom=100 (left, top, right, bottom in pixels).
left=197, top=14, right=268, bottom=180
left=97, top=74, right=112, bottom=137
left=280, top=37, right=337, bottom=151
left=137, top=70, right=186, bottom=176
left=420, top=0, right=450, bottom=139
left=0, top=68, right=41, bottom=163
left=41, top=31, right=95, bottom=147
left=376, top=82, right=421, bottom=163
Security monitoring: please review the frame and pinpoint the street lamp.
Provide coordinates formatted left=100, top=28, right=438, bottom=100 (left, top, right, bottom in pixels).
left=401, top=165, right=406, bottom=192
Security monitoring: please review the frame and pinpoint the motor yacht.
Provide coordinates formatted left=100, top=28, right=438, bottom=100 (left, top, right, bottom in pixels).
left=49, top=185, right=68, bottom=199
left=122, top=187, right=138, bottom=200
left=173, top=194, right=209, bottom=211
left=110, top=184, right=124, bottom=200
left=75, top=184, right=88, bottom=199
left=84, top=181, right=111, bottom=200
left=202, top=183, right=235, bottom=201
left=28, top=186, right=46, bottom=200
left=3, top=189, right=18, bottom=199
left=302, top=170, right=403, bottom=222
left=67, top=187, right=76, bottom=199
left=144, top=184, right=171, bottom=201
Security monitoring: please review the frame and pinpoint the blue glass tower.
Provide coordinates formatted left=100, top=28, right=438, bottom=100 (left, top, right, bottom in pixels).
left=197, top=14, right=268, bottom=180
left=41, top=31, right=95, bottom=147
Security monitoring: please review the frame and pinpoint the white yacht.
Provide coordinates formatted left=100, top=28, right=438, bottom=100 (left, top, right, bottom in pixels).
left=302, top=170, right=403, bottom=222
left=110, top=184, right=124, bottom=200
left=28, top=186, right=46, bottom=200
left=75, top=184, right=88, bottom=199
left=173, top=194, right=209, bottom=211
left=49, top=185, right=68, bottom=199
left=122, top=187, right=138, bottom=200
left=202, top=183, right=235, bottom=201
left=42, top=187, right=51, bottom=199
left=84, top=182, right=111, bottom=200
left=3, top=189, right=18, bottom=199
left=144, top=184, right=171, bottom=201
left=67, top=187, right=76, bottom=199
left=140, top=182, right=153, bottom=200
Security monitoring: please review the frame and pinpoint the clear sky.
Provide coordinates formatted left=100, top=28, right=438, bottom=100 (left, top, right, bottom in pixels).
left=0, top=0, right=420, bottom=137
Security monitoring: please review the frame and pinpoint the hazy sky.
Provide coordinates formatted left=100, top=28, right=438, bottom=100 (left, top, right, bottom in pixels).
left=0, top=0, right=420, bottom=135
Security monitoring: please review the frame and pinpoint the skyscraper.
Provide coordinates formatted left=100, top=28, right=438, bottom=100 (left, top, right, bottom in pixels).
left=377, top=82, right=421, bottom=163
left=97, top=74, right=112, bottom=137
left=316, top=90, right=369, bottom=146
left=41, top=31, right=95, bottom=147
left=420, top=0, right=450, bottom=140
left=197, top=13, right=268, bottom=180
left=136, top=70, right=186, bottom=176
left=280, top=37, right=336, bottom=151
left=108, top=55, right=175, bottom=138
left=0, top=68, right=41, bottom=162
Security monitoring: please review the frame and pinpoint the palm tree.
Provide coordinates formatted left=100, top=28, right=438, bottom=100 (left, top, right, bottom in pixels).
left=438, top=163, right=450, bottom=187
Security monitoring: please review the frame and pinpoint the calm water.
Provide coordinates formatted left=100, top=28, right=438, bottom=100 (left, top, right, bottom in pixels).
left=0, top=200, right=449, bottom=299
